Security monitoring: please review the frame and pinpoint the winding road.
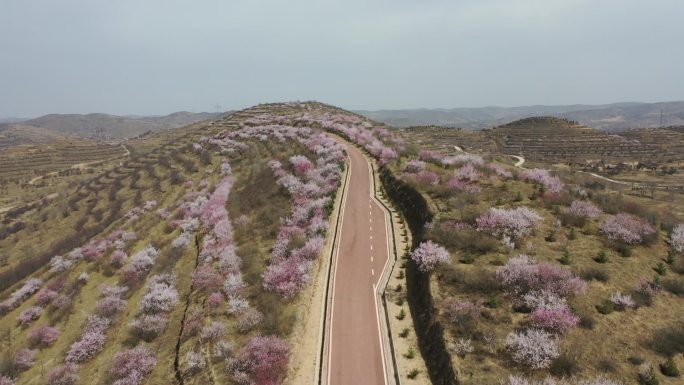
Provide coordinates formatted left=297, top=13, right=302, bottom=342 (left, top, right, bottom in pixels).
left=326, top=142, right=392, bottom=385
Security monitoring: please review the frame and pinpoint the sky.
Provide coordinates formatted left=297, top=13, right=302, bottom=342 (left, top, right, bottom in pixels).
left=1, top=0, right=683, bottom=117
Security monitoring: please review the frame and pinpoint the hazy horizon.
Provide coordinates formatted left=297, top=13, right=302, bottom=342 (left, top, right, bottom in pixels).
left=2, top=0, right=683, bottom=117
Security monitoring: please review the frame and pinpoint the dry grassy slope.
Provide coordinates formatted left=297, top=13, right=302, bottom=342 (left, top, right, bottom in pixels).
left=0, top=103, right=351, bottom=385
left=388, top=149, right=684, bottom=384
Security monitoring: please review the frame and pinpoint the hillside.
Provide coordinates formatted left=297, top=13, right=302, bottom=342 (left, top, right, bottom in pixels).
left=0, top=125, right=68, bottom=149
left=0, top=102, right=388, bottom=385
left=10, top=112, right=221, bottom=140
left=357, top=101, right=684, bottom=131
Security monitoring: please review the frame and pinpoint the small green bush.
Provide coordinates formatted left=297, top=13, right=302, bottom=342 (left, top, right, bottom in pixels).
left=619, top=245, right=632, bottom=258
left=399, top=328, right=410, bottom=338
left=407, top=369, right=420, bottom=379
left=654, top=262, right=667, bottom=276
left=594, top=250, right=609, bottom=264
left=660, top=357, right=680, bottom=377
left=560, top=249, right=572, bottom=265
left=404, top=347, right=415, bottom=359
left=396, top=309, right=406, bottom=320
left=568, top=228, right=577, bottom=240
left=459, top=253, right=475, bottom=264
left=545, top=230, right=557, bottom=242
left=597, top=300, right=614, bottom=315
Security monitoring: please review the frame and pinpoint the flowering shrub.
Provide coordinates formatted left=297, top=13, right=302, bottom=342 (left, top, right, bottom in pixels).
left=521, top=168, right=564, bottom=193
left=130, top=314, right=169, bottom=339
left=14, top=348, right=36, bottom=370
left=502, top=375, right=623, bottom=385
left=138, top=275, right=179, bottom=314
left=16, top=306, right=43, bottom=326
left=476, top=207, right=542, bottom=240
left=442, top=154, right=485, bottom=167
left=49, top=255, right=73, bottom=273
left=441, top=299, right=482, bottom=324
left=236, top=308, right=264, bottom=332
left=454, top=164, right=482, bottom=183
left=263, top=256, right=312, bottom=298
left=0, top=278, right=43, bottom=312
left=530, top=303, right=580, bottom=334
left=110, top=250, right=128, bottom=267
left=231, top=335, right=290, bottom=385
left=411, top=241, right=450, bottom=272
left=404, top=159, right=426, bottom=173
left=200, top=321, right=226, bottom=343
left=600, top=213, right=656, bottom=244
left=47, top=363, right=79, bottom=385
left=671, top=224, right=684, bottom=253
left=567, top=200, right=603, bottom=219
left=28, top=325, right=60, bottom=347
left=184, top=350, right=206, bottom=374
left=0, top=376, right=15, bottom=385
left=192, top=265, right=222, bottom=293
left=207, top=292, right=225, bottom=310
left=414, top=170, right=440, bottom=185
left=289, top=155, right=313, bottom=175
left=497, top=255, right=586, bottom=304
left=96, top=286, right=128, bottom=318
left=110, top=345, right=157, bottom=385
left=489, top=163, right=513, bottom=179
left=66, top=316, right=109, bottom=363
left=121, top=245, right=159, bottom=283
left=609, top=292, right=636, bottom=310
left=505, top=328, right=560, bottom=369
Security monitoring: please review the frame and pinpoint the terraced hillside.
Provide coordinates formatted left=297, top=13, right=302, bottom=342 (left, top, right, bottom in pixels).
left=380, top=129, right=684, bottom=385
left=0, top=141, right=128, bottom=182
left=620, top=128, right=684, bottom=162
left=0, top=102, right=402, bottom=385
left=490, top=117, right=660, bottom=164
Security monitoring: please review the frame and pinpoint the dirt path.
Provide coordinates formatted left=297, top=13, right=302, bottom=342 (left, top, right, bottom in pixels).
left=510, top=154, right=525, bottom=168
left=325, top=143, right=392, bottom=385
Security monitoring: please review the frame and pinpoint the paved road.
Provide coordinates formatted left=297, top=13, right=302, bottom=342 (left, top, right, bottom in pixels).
left=327, top=142, right=390, bottom=385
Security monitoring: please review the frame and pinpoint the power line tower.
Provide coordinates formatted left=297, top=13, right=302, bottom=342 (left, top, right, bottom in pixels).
left=215, top=104, right=221, bottom=113
left=660, top=108, right=665, bottom=127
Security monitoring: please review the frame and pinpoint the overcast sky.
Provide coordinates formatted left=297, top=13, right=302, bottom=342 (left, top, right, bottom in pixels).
left=1, top=0, right=683, bottom=117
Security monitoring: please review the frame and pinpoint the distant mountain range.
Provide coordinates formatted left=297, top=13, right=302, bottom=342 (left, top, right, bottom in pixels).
left=356, top=101, right=684, bottom=131
left=0, top=111, right=221, bottom=147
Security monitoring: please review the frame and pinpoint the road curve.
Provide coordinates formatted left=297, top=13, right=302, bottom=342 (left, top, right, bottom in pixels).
left=327, top=142, right=391, bottom=385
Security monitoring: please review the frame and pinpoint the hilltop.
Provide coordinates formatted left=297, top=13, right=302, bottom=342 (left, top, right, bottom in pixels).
left=2, top=111, right=221, bottom=142
left=357, top=101, right=684, bottom=131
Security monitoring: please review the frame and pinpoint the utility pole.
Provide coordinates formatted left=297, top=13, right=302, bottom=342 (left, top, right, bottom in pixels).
left=215, top=104, right=221, bottom=113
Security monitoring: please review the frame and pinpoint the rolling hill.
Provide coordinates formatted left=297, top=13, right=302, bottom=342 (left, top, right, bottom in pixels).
left=357, top=101, right=684, bottom=131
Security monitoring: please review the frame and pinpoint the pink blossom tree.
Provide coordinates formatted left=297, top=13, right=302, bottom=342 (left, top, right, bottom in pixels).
left=567, top=200, right=603, bottom=219
left=609, top=292, right=636, bottom=310
left=16, top=306, right=43, bottom=327
left=505, top=328, right=560, bottom=369
left=521, top=168, right=564, bottom=193
left=476, top=207, right=543, bottom=240
left=496, top=255, right=586, bottom=304
left=404, top=160, right=426, bottom=173
left=109, top=345, right=157, bottom=385
left=671, top=224, right=684, bottom=254
left=47, top=363, right=79, bottom=385
left=14, top=348, right=36, bottom=371
left=27, top=325, right=60, bottom=347
left=411, top=241, right=450, bottom=272
left=530, top=304, right=580, bottom=334
left=414, top=170, right=440, bottom=186
left=232, top=335, right=290, bottom=385
left=600, top=213, right=656, bottom=244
